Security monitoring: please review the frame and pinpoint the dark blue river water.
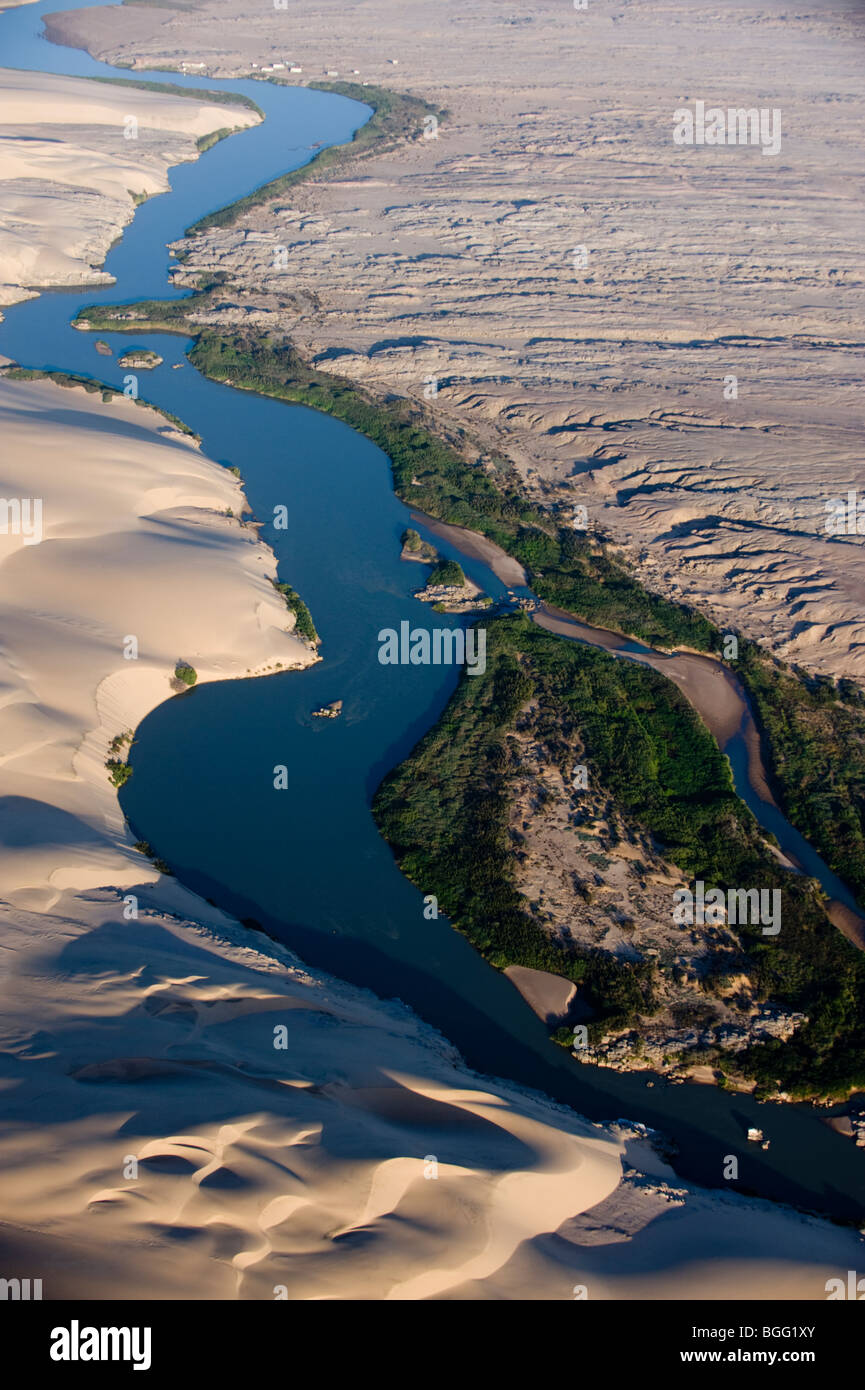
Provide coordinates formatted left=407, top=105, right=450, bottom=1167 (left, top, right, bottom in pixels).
left=2, top=0, right=863, bottom=1222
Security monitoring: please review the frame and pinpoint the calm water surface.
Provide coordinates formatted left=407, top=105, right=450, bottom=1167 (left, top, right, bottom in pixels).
left=2, top=0, right=864, bottom=1222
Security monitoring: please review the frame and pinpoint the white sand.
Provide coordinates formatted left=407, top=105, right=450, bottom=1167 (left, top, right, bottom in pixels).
left=0, top=377, right=859, bottom=1298
left=0, top=375, right=313, bottom=906
left=505, top=965, right=576, bottom=1026
left=0, top=0, right=862, bottom=1296
left=0, top=67, right=259, bottom=306
left=0, top=374, right=856, bottom=1300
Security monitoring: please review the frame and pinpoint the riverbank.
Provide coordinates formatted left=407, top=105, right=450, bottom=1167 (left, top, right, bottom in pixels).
left=2, top=0, right=864, bottom=1291
left=72, top=306, right=865, bottom=930
left=0, top=373, right=315, bottom=851
left=67, top=0, right=865, bottom=930
left=185, top=80, right=440, bottom=235
left=0, top=63, right=259, bottom=312
left=62, top=0, right=865, bottom=687
left=0, top=372, right=630, bottom=1301
left=2, top=376, right=859, bottom=1301
left=372, top=613, right=865, bottom=1102
left=5, top=364, right=198, bottom=436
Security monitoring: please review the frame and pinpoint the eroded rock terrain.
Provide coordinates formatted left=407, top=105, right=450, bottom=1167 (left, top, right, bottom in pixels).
left=50, top=0, right=865, bottom=676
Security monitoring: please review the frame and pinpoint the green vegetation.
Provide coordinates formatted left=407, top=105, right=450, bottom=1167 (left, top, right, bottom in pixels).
left=401, top=527, right=437, bottom=561
left=374, top=616, right=865, bottom=1097
left=106, top=760, right=133, bottom=787
left=738, top=640, right=865, bottom=906
left=180, top=332, right=717, bottom=651
left=73, top=283, right=220, bottom=336
left=273, top=581, right=319, bottom=643
left=133, top=840, right=172, bottom=875
left=68, top=298, right=865, bottom=890
left=117, top=348, right=162, bottom=368
left=105, top=731, right=134, bottom=787
left=174, top=662, right=197, bottom=686
left=7, top=368, right=108, bottom=395
left=4, top=367, right=197, bottom=438
left=188, top=83, right=443, bottom=235
left=196, top=127, right=239, bottom=154
left=63, top=77, right=865, bottom=1101
left=87, top=73, right=262, bottom=121
left=65, top=308, right=865, bottom=922
left=427, top=559, right=465, bottom=587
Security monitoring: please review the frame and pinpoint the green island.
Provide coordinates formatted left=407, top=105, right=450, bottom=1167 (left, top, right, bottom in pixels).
left=401, top=527, right=437, bottom=562
left=117, top=348, right=163, bottom=369
left=373, top=617, right=865, bottom=1100
left=427, top=559, right=466, bottom=588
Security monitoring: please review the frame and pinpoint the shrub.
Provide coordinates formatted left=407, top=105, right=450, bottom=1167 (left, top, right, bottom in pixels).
left=428, top=559, right=465, bottom=587
left=273, top=582, right=318, bottom=643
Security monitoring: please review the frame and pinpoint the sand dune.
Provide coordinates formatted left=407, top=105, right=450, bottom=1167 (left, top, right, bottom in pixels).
left=0, top=374, right=860, bottom=1299
left=0, top=0, right=863, bottom=1299
left=0, top=67, right=259, bottom=307
left=2, top=873, right=862, bottom=1301
left=0, top=375, right=313, bottom=907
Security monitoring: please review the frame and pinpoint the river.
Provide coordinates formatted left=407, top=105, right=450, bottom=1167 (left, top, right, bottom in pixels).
left=2, top=0, right=863, bottom=1223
